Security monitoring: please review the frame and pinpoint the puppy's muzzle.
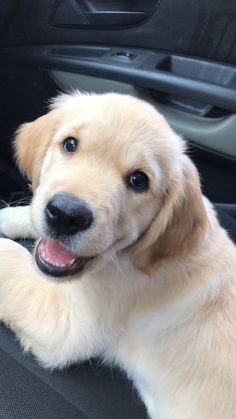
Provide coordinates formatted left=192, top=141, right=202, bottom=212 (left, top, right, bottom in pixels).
left=46, top=193, right=93, bottom=236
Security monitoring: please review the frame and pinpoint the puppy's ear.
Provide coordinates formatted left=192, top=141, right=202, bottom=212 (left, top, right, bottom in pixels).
left=132, top=155, right=207, bottom=275
left=14, top=113, right=56, bottom=191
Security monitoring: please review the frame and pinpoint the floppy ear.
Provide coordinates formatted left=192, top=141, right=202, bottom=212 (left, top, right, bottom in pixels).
left=132, top=155, right=208, bottom=275
left=14, top=113, right=56, bottom=191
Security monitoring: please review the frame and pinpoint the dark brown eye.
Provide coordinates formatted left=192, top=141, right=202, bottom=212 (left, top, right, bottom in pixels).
left=62, top=137, right=79, bottom=153
left=128, top=171, right=149, bottom=191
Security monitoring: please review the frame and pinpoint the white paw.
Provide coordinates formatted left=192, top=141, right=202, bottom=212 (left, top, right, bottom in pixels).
left=0, top=207, right=16, bottom=238
left=0, top=206, right=37, bottom=239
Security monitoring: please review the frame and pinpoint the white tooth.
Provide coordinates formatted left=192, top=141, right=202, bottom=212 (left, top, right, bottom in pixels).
left=55, top=262, right=66, bottom=268
left=41, top=254, right=75, bottom=268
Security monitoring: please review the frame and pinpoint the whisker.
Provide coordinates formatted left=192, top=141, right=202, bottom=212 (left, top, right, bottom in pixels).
left=101, top=245, right=129, bottom=282
left=0, top=196, right=32, bottom=208
left=0, top=200, right=10, bottom=209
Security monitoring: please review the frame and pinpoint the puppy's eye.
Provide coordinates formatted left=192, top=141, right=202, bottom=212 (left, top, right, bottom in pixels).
left=62, top=137, right=79, bottom=153
left=128, top=171, right=149, bottom=191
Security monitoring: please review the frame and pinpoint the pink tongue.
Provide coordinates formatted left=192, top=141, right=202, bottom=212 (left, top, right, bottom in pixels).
left=40, top=238, right=77, bottom=266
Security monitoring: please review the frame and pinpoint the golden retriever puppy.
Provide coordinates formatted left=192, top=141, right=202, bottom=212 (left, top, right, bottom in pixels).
left=0, top=92, right=236, bottom=419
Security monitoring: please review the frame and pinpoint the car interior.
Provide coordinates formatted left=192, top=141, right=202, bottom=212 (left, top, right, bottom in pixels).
left=0, top=1, right=236, bottom=418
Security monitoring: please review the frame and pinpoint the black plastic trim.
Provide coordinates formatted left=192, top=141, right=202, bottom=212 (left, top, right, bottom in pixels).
left=188, top=141, right=236, bottom=165
left=1, top=45, right=236, bottom=112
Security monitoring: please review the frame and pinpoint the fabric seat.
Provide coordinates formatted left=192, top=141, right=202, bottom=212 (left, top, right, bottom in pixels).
left=0, top=204, right=235, bottom=419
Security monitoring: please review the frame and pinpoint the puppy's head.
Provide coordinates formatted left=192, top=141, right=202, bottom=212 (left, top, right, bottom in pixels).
left=14, top=92, right=207, bottom=279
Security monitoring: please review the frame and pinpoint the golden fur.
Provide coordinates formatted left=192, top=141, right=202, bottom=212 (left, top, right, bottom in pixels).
left=0, top=92, right=236, bottom=418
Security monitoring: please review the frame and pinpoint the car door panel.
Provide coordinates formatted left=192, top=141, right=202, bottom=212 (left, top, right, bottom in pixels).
left=0, top=3, right=235, bottom=215
left=2, top=0, right=236, bottom=65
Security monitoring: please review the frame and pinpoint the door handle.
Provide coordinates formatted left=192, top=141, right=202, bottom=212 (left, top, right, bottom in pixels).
left=83, top=11, right=149, bottom=26
left=50, top=0, right=152, bottom=28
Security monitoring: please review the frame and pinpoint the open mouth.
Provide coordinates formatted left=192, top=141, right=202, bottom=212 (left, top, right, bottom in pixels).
left=35, top=238, right=92, bottom=278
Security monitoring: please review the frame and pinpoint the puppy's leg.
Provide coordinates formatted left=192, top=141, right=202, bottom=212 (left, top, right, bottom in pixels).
left=0, top=205, right=37, bottom=239
left=0, top=238, right=102, bottom=368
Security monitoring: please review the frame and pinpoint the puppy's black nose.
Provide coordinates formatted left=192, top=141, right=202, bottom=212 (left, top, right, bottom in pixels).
left=46, top=193, right=93, bottom=235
